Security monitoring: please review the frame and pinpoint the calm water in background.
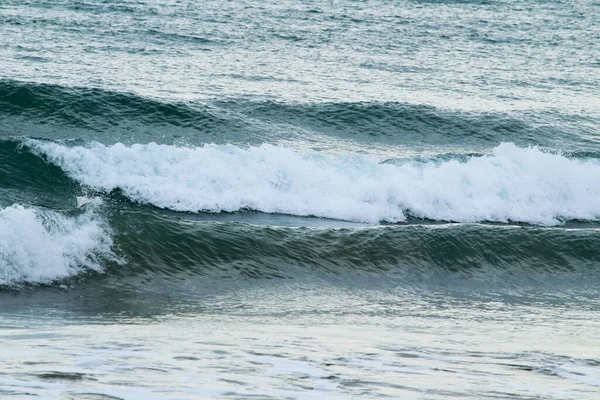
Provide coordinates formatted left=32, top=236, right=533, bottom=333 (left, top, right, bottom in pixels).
left=1, top=0, right=600, bottom=398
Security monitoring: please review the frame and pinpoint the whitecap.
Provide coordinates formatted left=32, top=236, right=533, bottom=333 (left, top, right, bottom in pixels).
left=0, top=204, right=117, bottom=286
left=26, top=140, right=600, bottom=225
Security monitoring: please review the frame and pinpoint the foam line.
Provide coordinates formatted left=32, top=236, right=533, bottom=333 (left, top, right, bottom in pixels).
left=27, top=140, right=600, bottom=225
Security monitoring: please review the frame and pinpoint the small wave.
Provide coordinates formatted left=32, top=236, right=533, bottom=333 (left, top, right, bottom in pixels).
left=224, top=100, right=528, bottom=141
left=101, top=215, right=600, bottom=285
left=0, top=204, right=117, bottom=286
left=2, top=80, right=593, bottom=152
left=0, top=79, right=226, bottom=132
left=26, top=140, right=600, bottom=225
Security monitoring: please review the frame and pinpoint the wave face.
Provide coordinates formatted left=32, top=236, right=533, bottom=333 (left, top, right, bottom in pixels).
left=26, top=140, right=600, bottom=225
left=1, top=79, right=596, bottom=153
left=0, top=204, right=116, bottom=286
left=108, top=214, right=600, bottom=285
left=0, top=80, right=224, bottom=131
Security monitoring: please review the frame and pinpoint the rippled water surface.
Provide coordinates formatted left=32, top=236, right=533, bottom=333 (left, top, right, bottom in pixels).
left=1, top=0, right=599, bottom=398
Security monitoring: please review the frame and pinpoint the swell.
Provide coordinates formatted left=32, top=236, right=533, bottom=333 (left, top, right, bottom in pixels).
left=2, top=79, right=592, bottom=149
left=220, top=100, right=534, bottom=145
left=0, top=79, right=231, bottom=134
left=105, top=212, right=600, bottom=285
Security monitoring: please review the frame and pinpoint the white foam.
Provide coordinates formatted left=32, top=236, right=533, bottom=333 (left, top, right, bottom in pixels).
left=76, top=195, right=103, bottom=208
left=0, top=204, right=116, bottom=286
left=552, top=364, right=600, bottom=387
left=27, top=140, right=600, bottom=225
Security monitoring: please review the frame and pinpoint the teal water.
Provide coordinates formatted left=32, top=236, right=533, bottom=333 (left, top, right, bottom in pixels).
left=1, top=0, right=599, bottom=399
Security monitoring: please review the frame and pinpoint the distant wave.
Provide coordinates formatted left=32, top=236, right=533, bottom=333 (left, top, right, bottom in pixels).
left=220, top=99, right=532, bottom=143
left=0, top=79, right=557, bottom=147
left=0, top=204, right=117, bottom=286
left=26, top=140, right=600, bottom=225
left=0, top=79, right=227, bottom=132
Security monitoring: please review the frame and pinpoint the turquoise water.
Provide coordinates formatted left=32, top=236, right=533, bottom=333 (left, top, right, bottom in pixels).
left=1, top=0, right=599, bottom=398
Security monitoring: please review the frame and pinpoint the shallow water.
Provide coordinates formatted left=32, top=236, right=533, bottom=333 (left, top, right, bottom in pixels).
left=2, top=286, right=600, bottom=399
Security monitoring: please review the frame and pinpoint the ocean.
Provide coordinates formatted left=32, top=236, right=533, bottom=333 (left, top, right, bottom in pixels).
left=1, top=0, right=599, bottom=398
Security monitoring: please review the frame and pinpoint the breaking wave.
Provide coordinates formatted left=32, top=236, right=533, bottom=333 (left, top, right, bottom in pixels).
left=26, top=140, right=600, bottom=225
left=0, top=204, right=117, bottom=286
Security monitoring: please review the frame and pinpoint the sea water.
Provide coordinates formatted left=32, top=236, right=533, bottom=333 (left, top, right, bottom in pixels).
left=1, top=0, right=599, bottom=398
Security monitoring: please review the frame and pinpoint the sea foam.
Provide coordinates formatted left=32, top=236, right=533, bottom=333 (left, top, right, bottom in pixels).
left=0, top=204, right=116, bottom=285
left=27, top=140, right=600, bottom=225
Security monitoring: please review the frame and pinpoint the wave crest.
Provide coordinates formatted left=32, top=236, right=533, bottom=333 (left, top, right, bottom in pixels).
left=26, top=140, right=600, bottom=225
left=0, top=204, right=117, bottom=286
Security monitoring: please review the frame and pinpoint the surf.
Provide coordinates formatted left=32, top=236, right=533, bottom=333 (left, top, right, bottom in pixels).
left=0, top=204, right=117, bottom=286
left=25, top=139, right=600, bottom=225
